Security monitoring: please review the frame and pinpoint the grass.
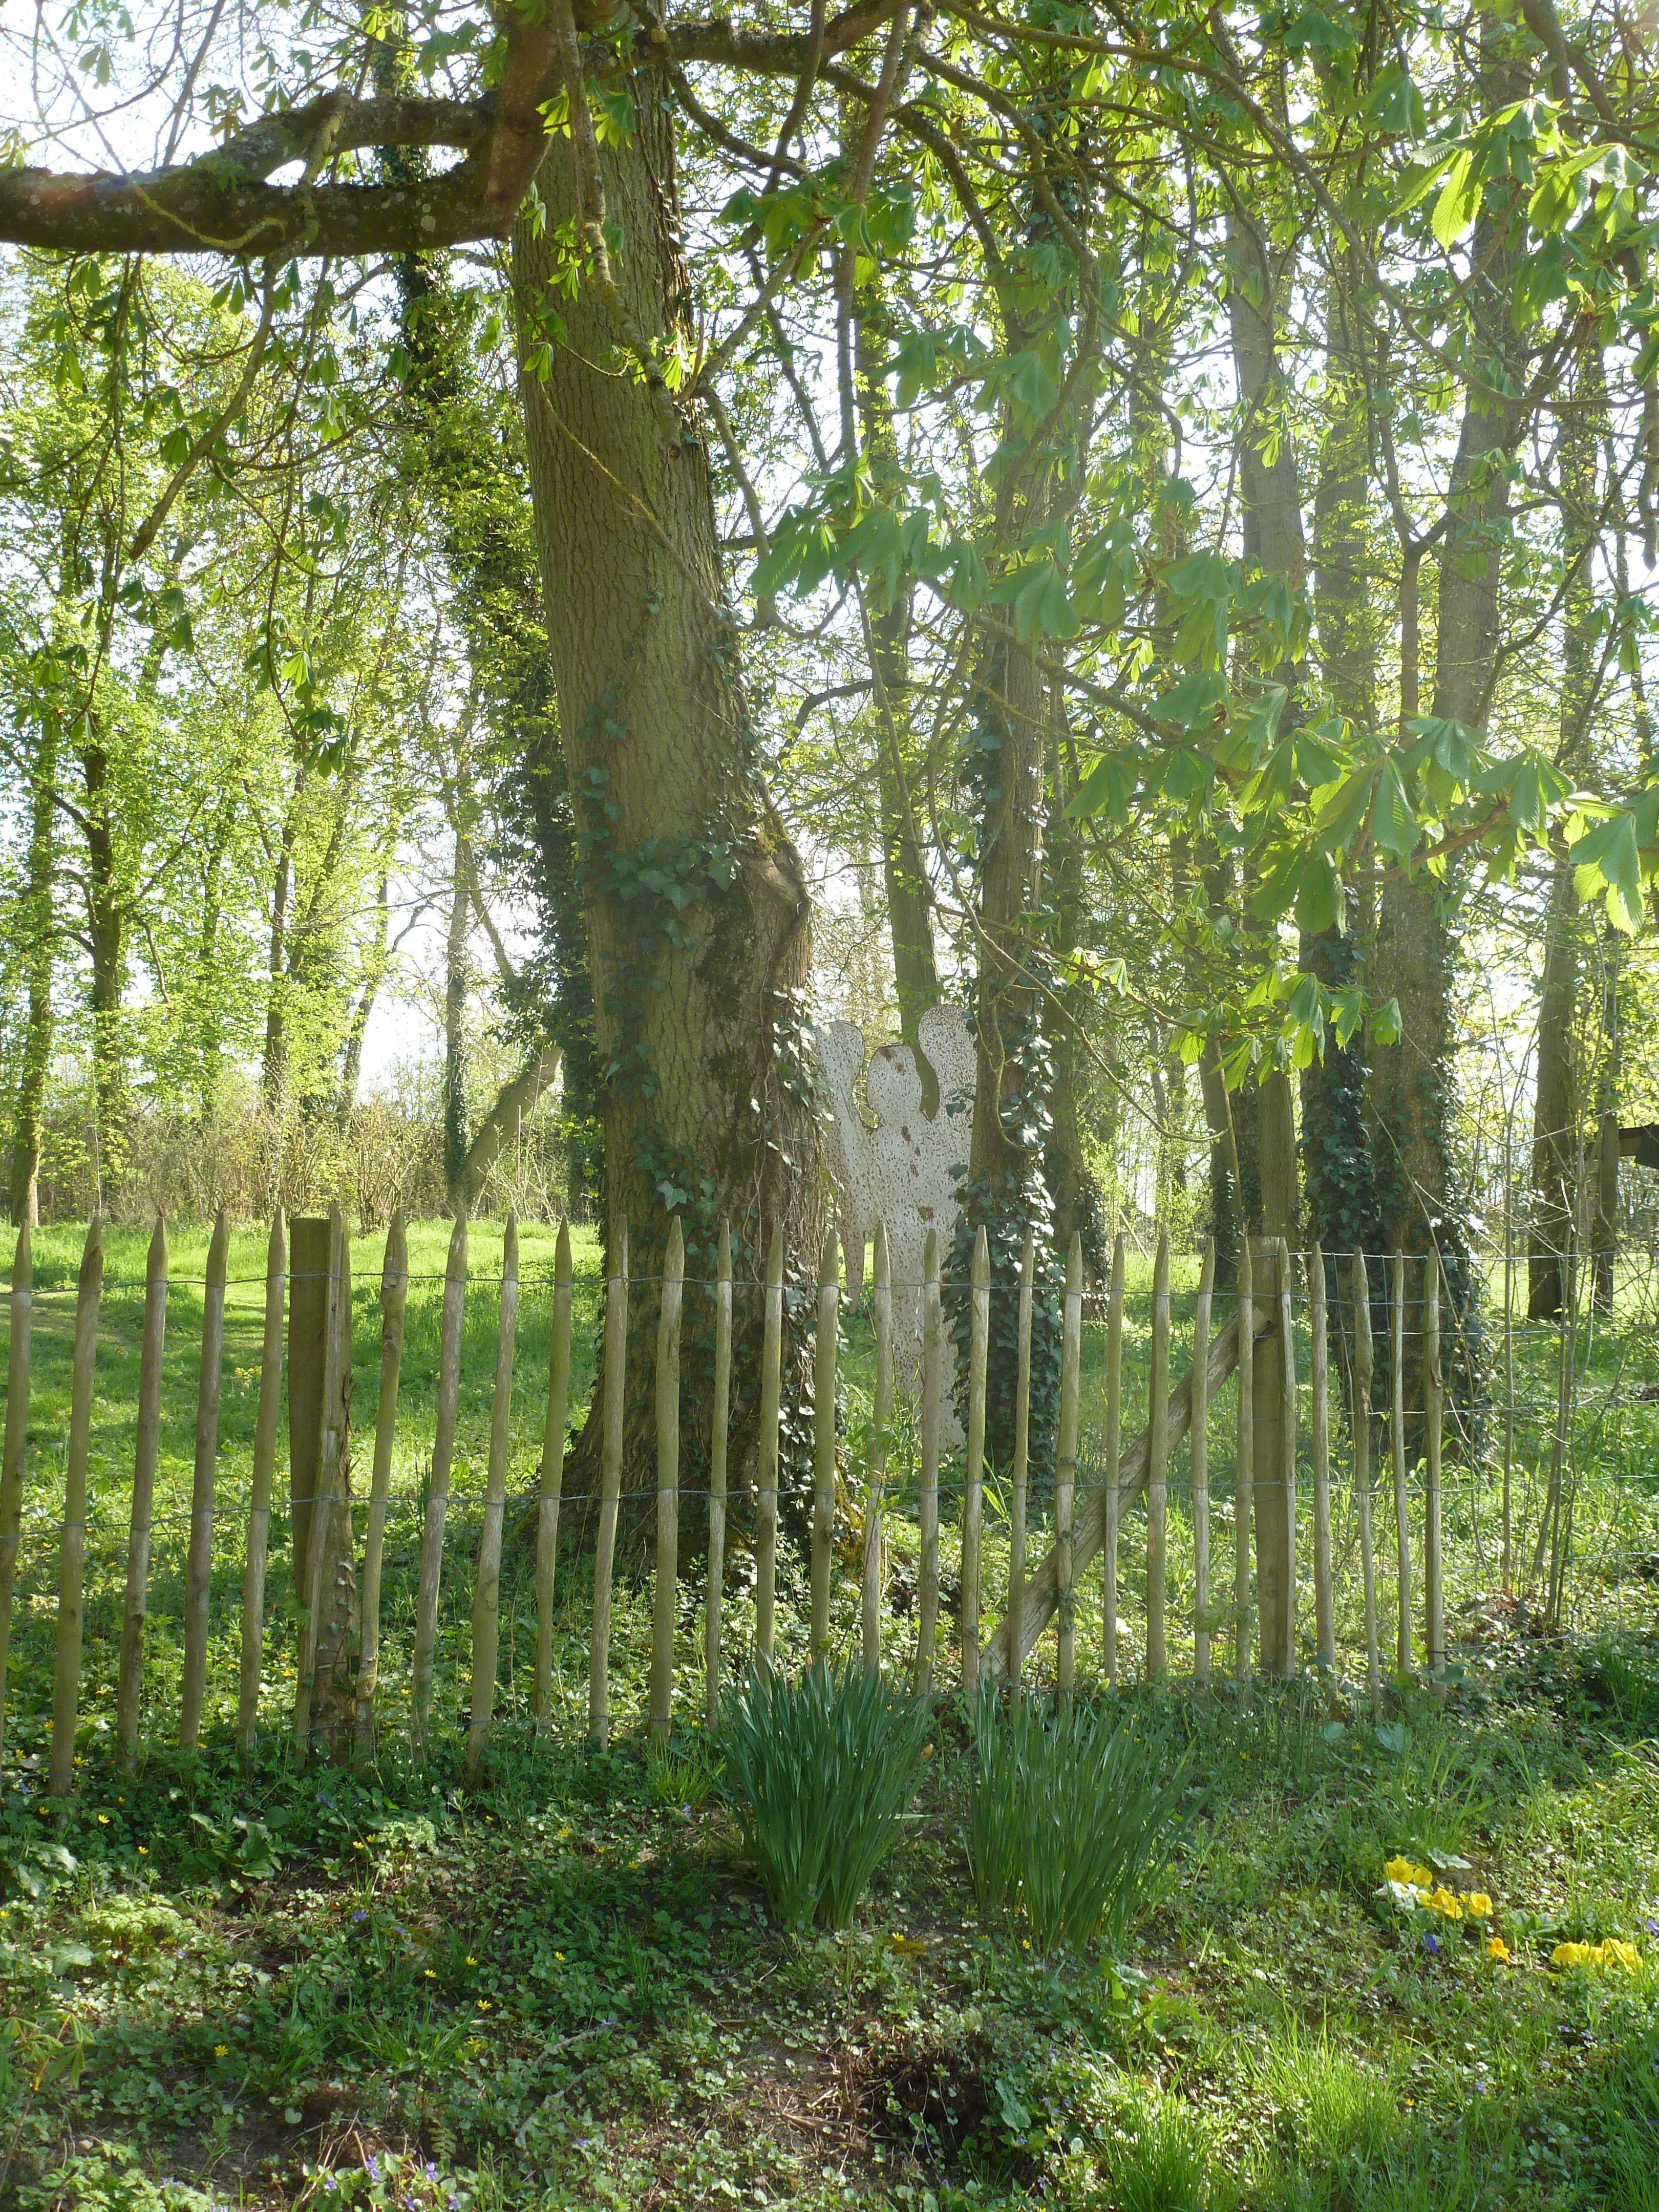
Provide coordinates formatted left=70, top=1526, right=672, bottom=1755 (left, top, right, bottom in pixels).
left=2, top=1220, right=1658, bottom=2206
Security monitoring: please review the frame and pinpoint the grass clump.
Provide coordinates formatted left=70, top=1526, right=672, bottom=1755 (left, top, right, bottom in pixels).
left=968, top=1689, right=1185, bottom=1956
left=720, top=1660, right=931, bottom=1932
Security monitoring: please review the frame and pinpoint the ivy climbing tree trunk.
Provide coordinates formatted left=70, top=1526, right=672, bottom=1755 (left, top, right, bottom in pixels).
left=9, top=705, right=57, bottom=1228
left=513, top=71, right=823, bottom=1523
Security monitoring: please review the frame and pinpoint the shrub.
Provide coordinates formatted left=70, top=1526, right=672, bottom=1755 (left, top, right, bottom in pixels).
left=720, top=1661, right=932, bottom=1932
left=968, top=1690, right=1184, bottom=1956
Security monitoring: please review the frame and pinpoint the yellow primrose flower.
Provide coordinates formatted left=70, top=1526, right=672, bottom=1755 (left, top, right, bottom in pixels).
left=1486, top=1936, right=1511, bottom=1963
left=1426, top=1887, right=1464, bottom=1921
left=1386, top=1856, right=1433, bottom=1888
left=1464, top=1894, right=1493, bottom=1919
left=1551, top=1941, right=1594, bottom=1970
left=1600, top=1939, right=1643, bottom=1975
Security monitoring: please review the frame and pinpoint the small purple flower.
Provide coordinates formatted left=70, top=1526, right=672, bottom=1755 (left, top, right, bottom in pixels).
left=424, top=2164, right=439, bottom=2183
left=1646, top=1920, right=1658, bottom=1938
left=353, top=1911, right=367, bottom=1923
left=1424, top=1932, right=1440, bottom=1956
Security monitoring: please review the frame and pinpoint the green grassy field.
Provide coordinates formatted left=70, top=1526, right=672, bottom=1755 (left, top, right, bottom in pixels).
left=2, top=1222, right=1657, bottom=2210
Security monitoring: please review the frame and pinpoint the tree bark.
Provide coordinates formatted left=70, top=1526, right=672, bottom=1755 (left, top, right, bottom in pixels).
left=513, top=74, right=823, bottom=1520
left=452, top=1047, right=562, bottom=1215
left=76, top=719, right=127, bottom=1197
left=9, top=709, right=57, bottom=1227
left=443, top=792, right=472, bottom=1205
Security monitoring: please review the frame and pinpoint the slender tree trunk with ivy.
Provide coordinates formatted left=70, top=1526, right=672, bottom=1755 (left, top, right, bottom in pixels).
left=9, top=706, right=57, bottom=1228
left=514, top=84, right=824, bottom=1524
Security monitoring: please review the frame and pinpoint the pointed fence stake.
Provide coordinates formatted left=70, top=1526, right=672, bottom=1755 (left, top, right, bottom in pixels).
left=0, top=1222, right=32, bottom=1764
left=412, top=1213, right=468, bottom=1750
left=467, top=1216, right=520, bottom=1773
left=535, top=1220, right=574, bottom=1730
left=961, top=1224, right=990, bottom=1688
left=1102, top=1229, right=1125, bottom=1684
left=810, top=1227, right=839, bottom=1655
left=180, top=1210, right=230, bottom=1751
left=1391, top=1249, right=1412, bottom=1674
left=1233, top=1236, right=1255, bottom=1678
left=1352, top=1253, right=1380, bottom=1712
left=862, top=1220, right=892, bottom=1672
left=1191, top=1239, right=1215, bottom=1683
left=755, top=1220, right=783, bottom=1666
left=1424, top=1252, right=1444, bottom=1676
left=916, top=1225, right=942, bottom=1691
left=589, top=1223, right=627, bottom=1750
left=648, top=1217, right=685, bottom=1745
left=1007, top=1227, right=1035, bottom=1689
left=294, top=1207, right=351, bottom=1757
left=117, top=1217, right=168, bottom=1764
left=354, top=1213, right=406, bottom=1758
left=48, top=1216, right=103, bottom=1798
left=1146, top=1230, right=1171, bottom=1681
left=706, top=1223, right=732, bottom=1722
left=1055, top=1235, right=1083, bottom=1702
left=1310, top=1243, right=1334, bottom=1674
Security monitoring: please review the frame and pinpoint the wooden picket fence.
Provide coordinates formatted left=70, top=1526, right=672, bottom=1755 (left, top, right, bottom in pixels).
left=0, top=1204, right=1471, bottom=1792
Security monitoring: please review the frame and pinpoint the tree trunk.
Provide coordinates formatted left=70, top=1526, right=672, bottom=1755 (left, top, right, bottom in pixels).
left=513, top=75, right=823, bottom=1525
left=1225, top=203, right=1302, bottom=1242
left=1370, top=25, right=1530, bottom=1259
left=337, top=866, right=390, bottom=1123
left=452, top=1047, right=562, bottom=1215
left=9, top=709, right=57, bottom=1227
left=76, top=720, right=127, bottom=1198
left=443, top=798, right=472, bottom=1205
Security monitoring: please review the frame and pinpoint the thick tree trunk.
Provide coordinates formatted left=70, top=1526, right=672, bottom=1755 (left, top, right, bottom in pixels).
left=9, top=711, right=57, bottom=1227
left=1225, top=204, right=1302, bottom=1242
left=1370, top=26, right=1529, bottom=1258
left=513, top=78, right=823, bottom=1522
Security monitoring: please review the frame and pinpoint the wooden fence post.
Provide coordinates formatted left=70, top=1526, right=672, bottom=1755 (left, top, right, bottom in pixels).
left=810, top=1227, right=839, bottom=1655
left=535, top=1220, right=573, bottom=1730
left=467, top=1216, right=520, bottom=1772
left=412, top=1214, right=467, bottom=1748
left=961, top=1224, right=989, bottom=1688
left=48, top=1215, right=103, bottom=1799
left=294, top=1206, right=352, bottom=1758
left=649, top=1217, right=685, bottom=1745
left=180, top=1209, right=230, bottom=1751
left=1055, top=1235, right=1083, bottom=1701
left=1191, top=1238, right=1215, bottom=1683
left=1352, top=1252, right=1380, bottom=1710
left=238, top=1212, right=287, bottom=1764
left=1233, top=1236, right=1254, bottom=1677
left=1102, top=1229, right=1125, bottom=1684
left=1007, top=1227, right=1034, bottom=1689
left=589, top=1223, right=627, bottom=1749
left=1145, top=1230, right=1171, bottom=1681
left=916, top=1225, right=941, bottom=1692
left=0, top=1222, right=31, bottom=1763
left=1309, top=1243, right=1334, bottom=1673
left=1276, top=1236, right=1299, bottom=1679
left=1250, top=1237, right=1292, bottom=1677
left=755, top=1220, right=783, bottom=1666
left=116, top=1217, right=168, bottom=1764
left=1423, top=1253, right=1444, bottom=1676
left=1390, top=1249, right=1411, bottom=1673
left=706, top=1223, right=732, bottom=1721
left=354, top=1213, right=406, bottom=1758
left=862, top=1220, right=892, bottom=1673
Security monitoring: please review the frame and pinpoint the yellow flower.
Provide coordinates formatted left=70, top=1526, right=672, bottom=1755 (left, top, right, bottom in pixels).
left=1425, top=1887, right=1464, bottom=1921
left=214, top=2044, right=229, bottom=2058
left=476, top=1999, right=492, bottom=2012
left=1486, top=1936, right=1511, bottom=1963
left=555, top=1951, right=565, bottom=1962
left=1551, top=1941, right=1593, bottom=1970
left=1386, top=1856, right=1433, bottom=1888
left=137, top=1845, right=148, bottom=1856
left=1599, top=1939, right=1643, bottom=1975
left=465, top=1955, right=478, bottom=1966
left=97, top=1813, right=110, bottom=1825
left=424, top=1969, right=437, bottom=1980
left=1552, top=1939, right=1643, bottom=1974
left=1464, top=1894, right=1493, bottom=1919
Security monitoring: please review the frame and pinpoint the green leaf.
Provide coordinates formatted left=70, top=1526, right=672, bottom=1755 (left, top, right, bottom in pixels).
left=1369, top=763, right=1419, bottom=858
left=1069, top=750, right=1135, bottom=827
left=1151, top=668, right=1228, bottom=730
left=1431, top=151, right=1479, bottom=249
left=1294, top=853, right=1344, bottom=936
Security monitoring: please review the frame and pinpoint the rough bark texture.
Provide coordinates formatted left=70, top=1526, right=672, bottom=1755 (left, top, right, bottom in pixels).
left=513, top=81, right=823, bottom=1518
left=443, top=801, right=472, bottom=1204
left=1225, top=203, right=1302, bottom=1242
left=1370, top=26, right=1529, bottom=1257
